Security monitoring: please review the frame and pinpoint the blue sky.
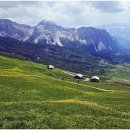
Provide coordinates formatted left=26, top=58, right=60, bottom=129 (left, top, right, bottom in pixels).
left=0, top=1, right=129, bottom=27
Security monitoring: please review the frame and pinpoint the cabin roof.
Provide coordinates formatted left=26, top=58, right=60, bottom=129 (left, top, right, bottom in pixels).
left=91, top=76, right=99, bottom=80
left=75, top=73, right=83, bottom=78
left=48, top=65, right=54, bottom=68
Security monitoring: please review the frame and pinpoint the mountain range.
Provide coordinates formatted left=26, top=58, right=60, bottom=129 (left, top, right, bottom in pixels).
left=0, top=19, right=118, bottom=53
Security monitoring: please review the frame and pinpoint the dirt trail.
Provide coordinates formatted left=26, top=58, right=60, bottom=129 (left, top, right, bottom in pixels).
left=61, top=70, right=75, bottom=76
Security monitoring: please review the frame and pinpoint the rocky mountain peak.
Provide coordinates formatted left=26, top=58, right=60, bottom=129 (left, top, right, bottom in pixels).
left=38, top=20, right=57, bottom=26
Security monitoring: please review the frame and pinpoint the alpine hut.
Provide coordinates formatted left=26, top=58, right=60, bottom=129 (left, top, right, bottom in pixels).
left=47, top=65, right=54, bottom=70
left=91, top=76, right=100, bottom=82
left=74, top=74, right=83, bottom=79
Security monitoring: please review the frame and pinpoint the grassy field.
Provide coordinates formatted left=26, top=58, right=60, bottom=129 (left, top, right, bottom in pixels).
left=0, top=55, right=130, bottom=129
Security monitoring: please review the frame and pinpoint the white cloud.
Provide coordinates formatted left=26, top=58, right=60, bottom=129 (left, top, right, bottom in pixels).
left=0, top=1, right=130, bottom=27
left=87, top=1, right=129, bottom=12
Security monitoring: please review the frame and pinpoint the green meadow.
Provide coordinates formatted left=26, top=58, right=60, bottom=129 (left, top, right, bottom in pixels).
left=0, top=55, right=130, bottom=129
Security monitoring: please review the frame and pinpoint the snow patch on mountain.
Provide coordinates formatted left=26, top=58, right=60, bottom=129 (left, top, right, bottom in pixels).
left=98, top=41, right=107, bottom=51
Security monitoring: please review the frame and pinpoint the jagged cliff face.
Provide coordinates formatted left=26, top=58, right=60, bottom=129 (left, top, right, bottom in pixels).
left=0, top=19, right=32, bottom=41
left=0, top=19, right=118, bottom=52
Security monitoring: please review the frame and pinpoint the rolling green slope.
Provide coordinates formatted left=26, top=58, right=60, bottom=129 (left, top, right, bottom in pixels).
left=0, top=55, right=130, bottom=129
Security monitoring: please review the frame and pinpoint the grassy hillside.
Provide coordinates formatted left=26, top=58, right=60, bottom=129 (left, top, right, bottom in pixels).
left=0, top=55, right=130, bottom=128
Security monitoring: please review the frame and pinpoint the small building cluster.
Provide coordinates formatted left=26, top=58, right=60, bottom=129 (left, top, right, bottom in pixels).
left=47, top=64, right=100, bottom=83
left=74, top=73, right=100, bottom=82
